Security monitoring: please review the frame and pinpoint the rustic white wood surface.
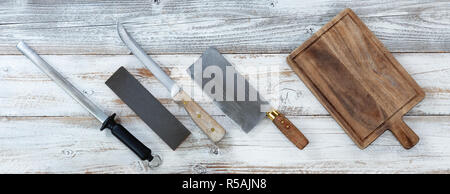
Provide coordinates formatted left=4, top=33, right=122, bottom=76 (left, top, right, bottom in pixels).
left=1, top=0, right=449, bottom=54
left=0, top=0, right=449, bottom=174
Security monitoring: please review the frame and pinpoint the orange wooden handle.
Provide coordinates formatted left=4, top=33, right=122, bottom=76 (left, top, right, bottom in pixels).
left=268, top=111, right=309, bottom=149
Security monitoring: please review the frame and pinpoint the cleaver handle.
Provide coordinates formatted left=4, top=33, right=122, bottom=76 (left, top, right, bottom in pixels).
left=267, top=110, right=309, bottom=149
left=174, top=90, right=226, bottom=143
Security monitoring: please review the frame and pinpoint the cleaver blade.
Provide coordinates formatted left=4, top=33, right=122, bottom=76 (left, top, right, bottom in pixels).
left=187, top=47, right=269, bottom=133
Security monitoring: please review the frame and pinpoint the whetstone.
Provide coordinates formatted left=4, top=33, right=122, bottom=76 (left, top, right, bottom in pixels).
left=106, top=67, right=190, bottom=150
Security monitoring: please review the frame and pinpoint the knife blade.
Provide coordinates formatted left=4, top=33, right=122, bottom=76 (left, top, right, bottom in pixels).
left=106, top=67, right=191, bottom=150
left=187, top=47, right=309, bottom=149
left=17, top=41, right=162, bottom=167
left=117, top=22, right=226, bottom=143
left=188, top=48, right=268, bottom=132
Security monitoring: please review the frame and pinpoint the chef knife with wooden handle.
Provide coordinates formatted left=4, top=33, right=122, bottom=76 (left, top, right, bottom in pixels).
left=187, top=47, right=308, bottom=149
left=117, top=23, right=226, bottom=143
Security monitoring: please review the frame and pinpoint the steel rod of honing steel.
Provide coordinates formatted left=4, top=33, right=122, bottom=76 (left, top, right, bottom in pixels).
left=117, top=22, right=226, bottom=143
left=16, top=41, right=161, bottom=167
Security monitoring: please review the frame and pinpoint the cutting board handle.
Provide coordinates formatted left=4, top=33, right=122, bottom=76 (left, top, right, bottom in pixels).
left=389, top=119, right=419, bottom=149
left=267, top=110, right=309, bottom=149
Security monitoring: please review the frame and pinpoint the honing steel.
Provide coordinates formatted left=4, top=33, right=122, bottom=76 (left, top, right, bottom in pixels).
left=117, top=23, right=226, bottom=143
left=106, top=67, right=191, bottom=150
left=187, top=47, right=308, bottom=149
left=17, top=41, right=162, bottom=167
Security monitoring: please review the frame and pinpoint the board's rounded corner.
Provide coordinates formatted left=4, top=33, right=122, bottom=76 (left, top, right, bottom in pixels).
left=342, top=8, right=354, bottom=15
left=286, top=55, right=295, bottom=65
left=417, top=89, right=426, bottom=101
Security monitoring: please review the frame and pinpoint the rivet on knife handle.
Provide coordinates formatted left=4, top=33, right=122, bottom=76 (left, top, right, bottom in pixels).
left=267, top=110, right=309, bottom=149
left=16, top=41, right=161, bottom=168
left=174, top=90, right=226, bottom=142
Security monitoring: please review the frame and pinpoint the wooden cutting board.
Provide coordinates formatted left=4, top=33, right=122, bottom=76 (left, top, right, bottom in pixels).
left=287, top=8, right=425, bottom=149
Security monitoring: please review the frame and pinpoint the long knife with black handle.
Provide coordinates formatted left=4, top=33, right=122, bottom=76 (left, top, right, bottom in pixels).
left=117, top=23, right=226, bottom=143
left=17, top=41, right=161, bottom=167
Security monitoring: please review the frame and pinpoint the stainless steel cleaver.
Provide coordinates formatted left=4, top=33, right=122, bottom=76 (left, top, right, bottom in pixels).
left=117, top=23, right=225, bottom=143
left=187, top=47, right=309, bottom=149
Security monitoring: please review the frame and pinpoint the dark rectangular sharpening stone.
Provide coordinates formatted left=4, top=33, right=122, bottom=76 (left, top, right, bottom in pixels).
left=105, top=67, right=190, bottom=150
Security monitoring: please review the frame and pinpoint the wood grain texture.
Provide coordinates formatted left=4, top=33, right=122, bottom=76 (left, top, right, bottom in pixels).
left=0, top=53, right=448, bottom=117
left=287, top=9, right=424, bottom=149
left=269, top=111, right=309, bottom=149
left=0, top=115, right=449, bottom=173
left=0, top=0, right=449, bottom=54
left=0, top=53, right=447, bottom=173
left=0, top=0, right=449, bottom=173
left=173, top=90, right=226, bottom=143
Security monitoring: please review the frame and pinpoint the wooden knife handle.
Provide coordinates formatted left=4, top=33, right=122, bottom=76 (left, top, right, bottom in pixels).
left=174, top=90, right=226, bottom=143
left=389, top=118, right=419, bottom=149
left=267, top=110, right=309, bottom=149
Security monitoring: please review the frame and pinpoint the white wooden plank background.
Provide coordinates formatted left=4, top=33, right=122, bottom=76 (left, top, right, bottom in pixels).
left=0, top=0, right=449, bottom=54
left=0, top=0, right=449, bottom=174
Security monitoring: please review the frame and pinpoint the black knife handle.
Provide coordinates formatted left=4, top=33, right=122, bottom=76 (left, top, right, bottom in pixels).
left=100, top=113, right=154, bottom=161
